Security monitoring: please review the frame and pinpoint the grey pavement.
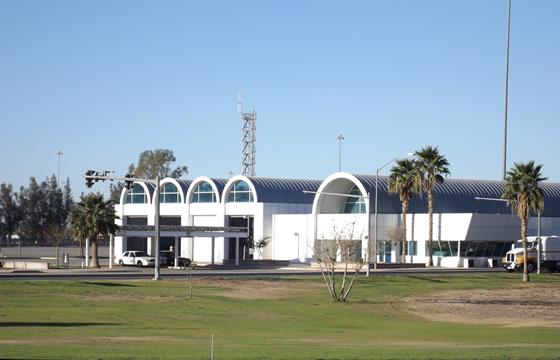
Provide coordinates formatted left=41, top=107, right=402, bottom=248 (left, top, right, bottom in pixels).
left=0, top=246, right=506, bottom=281
left=0, top=262, right=505, bottom=281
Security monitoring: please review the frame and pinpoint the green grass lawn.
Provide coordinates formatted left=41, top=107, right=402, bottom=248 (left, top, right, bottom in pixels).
left=1, top=273, right=560, bottom=359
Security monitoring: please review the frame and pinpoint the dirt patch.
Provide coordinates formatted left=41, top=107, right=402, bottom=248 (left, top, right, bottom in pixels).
left=406, top=285, right=560, bottom=328
left=196, top=278, right=322, bottom=300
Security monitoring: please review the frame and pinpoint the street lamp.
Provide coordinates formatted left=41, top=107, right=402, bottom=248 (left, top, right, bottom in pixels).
left=337, top=134, right=345, bottom=172
left=57, top=150, right=64, bottom=187
left=369, top=152, right=414, bottom=276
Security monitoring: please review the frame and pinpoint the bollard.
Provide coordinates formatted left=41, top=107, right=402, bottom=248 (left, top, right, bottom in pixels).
left=63, top=253, right=69, bottom=268
left=210, top=334, right=215, bottom=360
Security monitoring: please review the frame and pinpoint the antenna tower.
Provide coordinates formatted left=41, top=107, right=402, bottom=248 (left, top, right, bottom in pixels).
left=238, top=90, right=256, bottom=177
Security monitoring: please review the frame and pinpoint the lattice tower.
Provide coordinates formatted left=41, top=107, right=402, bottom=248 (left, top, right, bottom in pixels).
left=238, top=91, right=256, bottom=177
left=241, top=111, right=256, bottom=176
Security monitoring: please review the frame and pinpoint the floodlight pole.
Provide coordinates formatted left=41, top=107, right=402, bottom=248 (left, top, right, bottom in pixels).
left=502, top=0, right=512, bottom=180
left=57, top=150, right=63, bottom=187
left=337, top=134, right=345, bottom=172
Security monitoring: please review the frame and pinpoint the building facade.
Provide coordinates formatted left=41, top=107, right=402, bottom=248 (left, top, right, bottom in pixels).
left=115, top=172, right=560, bottom=268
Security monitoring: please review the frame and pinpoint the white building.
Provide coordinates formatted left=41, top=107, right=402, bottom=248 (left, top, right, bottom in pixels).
left=115, top=176, right=321, bottom=264
left=115, top=172, right=560, bottom=268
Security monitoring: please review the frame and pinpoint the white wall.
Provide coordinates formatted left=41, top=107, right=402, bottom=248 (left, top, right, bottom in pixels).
left=272, top=214, right=313, bottom=262
left=191, top=215, right=224, bottom=263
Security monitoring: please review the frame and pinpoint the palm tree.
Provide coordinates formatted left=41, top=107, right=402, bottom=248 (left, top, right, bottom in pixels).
left=414, top=146, right=450, bottom=267
left=388, top=159, right=418, bottom=263
left=502, top=161, right=545, bottom=282
left=69, top=193, right=117, bottom=268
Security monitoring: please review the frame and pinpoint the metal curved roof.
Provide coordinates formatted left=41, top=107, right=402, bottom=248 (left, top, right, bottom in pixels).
left=176, top=180, right=192, bottom=196
left=143, top=182, right=155, bottom=197
left=352, top=174, right=560, bottom=217
left=210, top=178, right=229, bottom=198
left=247, top=177, right=322, bottom=204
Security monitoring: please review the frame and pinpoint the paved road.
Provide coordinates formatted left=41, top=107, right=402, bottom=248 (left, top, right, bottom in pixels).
left=0, top=265, right=505, bottom=281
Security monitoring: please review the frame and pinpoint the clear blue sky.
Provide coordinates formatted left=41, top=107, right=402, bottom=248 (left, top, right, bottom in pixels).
left=1, top=0, right=559, bottom=197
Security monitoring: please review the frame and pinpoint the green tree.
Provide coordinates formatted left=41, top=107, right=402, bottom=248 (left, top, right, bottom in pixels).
left=18, top=177, right=47, bottom=241
left=414, top=146, right=450, bottom=267
left=110, top=149, right=188, bottom=203
left=62, top=178, right=74, bottom=217
left=388, top=159, right=418, bottom=263
left=69, top=193, right=118, bottom=268
left=502, top=161, right=545, bottom=282
left=0, top=183, right=23, bottom=243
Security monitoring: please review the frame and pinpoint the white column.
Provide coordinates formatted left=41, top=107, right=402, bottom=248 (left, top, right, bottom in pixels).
left=174, top=237, right=179, bottom=268
left=85, top=237, right=90, bottom=267
left=235, top=237, right=239, bottom=266
left=109, top=234, right=114, bottom=269
left=211, top=237, right=215, bottom=265
left=190, top=237, right=195, bottom=262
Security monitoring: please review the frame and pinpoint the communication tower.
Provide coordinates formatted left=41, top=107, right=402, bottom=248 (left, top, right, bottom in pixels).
left=238, top=90, right=256, bottom=177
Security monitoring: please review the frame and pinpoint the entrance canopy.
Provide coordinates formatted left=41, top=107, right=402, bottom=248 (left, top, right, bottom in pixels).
left=116, top=225, right=248, bottom=238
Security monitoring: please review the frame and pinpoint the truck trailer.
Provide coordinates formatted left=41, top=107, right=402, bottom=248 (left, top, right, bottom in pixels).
left=502, top=236, right=560, bottom=273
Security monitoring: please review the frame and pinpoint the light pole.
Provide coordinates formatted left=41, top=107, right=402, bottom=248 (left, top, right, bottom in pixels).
left=294, top=232, right=300, bottom=262
left=370, top=153, right=414, bottom=274
left=57, top=150, right=64, bottom=187
left=502, top=0, right=512, bottom=180
left=337, top=134, right=345, bottom=172
left=154, top=175, right=161, bottom=280
left=56, top=149, right=63, bottom=268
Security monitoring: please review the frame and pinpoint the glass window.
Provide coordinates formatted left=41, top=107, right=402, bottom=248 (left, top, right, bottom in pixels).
left=160, top=183, right=180, bottom=203
left=406, top=241, right=417, bottom=256
left=343, top=186, right=366, bottom=214
left=192, top=182, right=216, bottom=203
left=227, top=181, right=254, bottom=203
left=125, top=184, right=147, bottom=204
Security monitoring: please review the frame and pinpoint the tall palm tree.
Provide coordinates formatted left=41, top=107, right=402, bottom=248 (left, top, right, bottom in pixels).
left=69, top=193, right=117, bottom=268
left=388, top=159, right=418, bottom=263
left=414, top=146, right=450, bottom=267
left=502, top=161, right=545, bottom=282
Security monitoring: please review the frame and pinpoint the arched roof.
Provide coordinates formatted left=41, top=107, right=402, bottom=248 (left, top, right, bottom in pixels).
left=152, top=178, right=191, bottom=203
left=248, top=177, right=322, bottom=204
left=176, top=180, right=192, bottom=197
left=186, top=177, right=228, bottom=203
left=120, top=181, right=155, bottom=204
left=315, top=173, right=560, bottom=217
left=224, top=176, right=322, bottom=204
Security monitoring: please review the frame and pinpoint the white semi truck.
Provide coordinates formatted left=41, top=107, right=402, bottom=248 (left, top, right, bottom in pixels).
left=502, top=236, right=560, bottom=273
